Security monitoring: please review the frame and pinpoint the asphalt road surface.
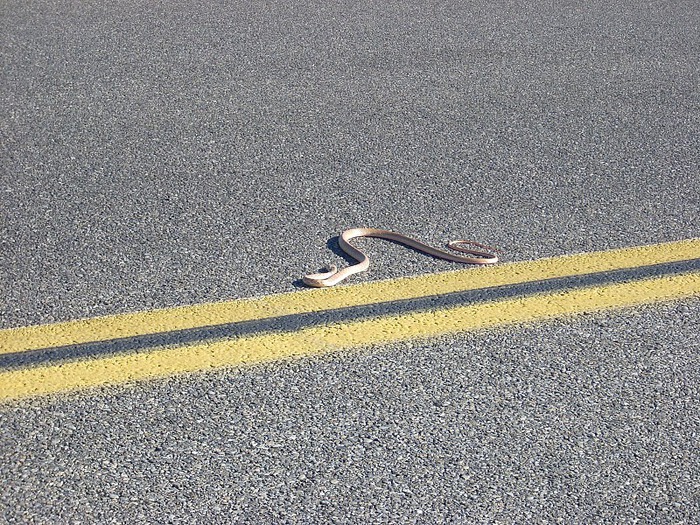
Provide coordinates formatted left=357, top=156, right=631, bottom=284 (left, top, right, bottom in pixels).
left=1, top=0, right=699, bottom=523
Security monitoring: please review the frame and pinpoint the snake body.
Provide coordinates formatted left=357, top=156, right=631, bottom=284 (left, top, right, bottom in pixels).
left=303, top=227, right=499, bottom=288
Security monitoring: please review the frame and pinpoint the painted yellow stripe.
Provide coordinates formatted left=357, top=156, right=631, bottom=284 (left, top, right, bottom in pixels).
left=1, top=238, right=699, bottom=355
left=1, top=271, right=698, bottom=401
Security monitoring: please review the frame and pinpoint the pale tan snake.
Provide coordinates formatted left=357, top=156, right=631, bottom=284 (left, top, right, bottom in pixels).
left=303, top=227, right=499, bottom=288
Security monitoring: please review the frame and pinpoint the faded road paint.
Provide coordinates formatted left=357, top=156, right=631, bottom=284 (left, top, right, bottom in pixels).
left=2, top=238, right=699, bottom=355
left=0, top=239, right=698, bottom=401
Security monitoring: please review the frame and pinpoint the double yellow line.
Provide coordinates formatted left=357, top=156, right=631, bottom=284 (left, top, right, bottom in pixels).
left=1, top=239, right=699, bottom=401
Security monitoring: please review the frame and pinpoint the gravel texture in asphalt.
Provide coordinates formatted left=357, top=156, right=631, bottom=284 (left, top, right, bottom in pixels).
left=2, top=300, right=699, bottom=523
left=2, top=0, right=698, bottom=327
left=1, top=0, right=699, bottom=522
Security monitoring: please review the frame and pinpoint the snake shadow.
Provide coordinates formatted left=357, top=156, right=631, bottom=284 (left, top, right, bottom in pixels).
left=292, top=236, right=357, bottom=288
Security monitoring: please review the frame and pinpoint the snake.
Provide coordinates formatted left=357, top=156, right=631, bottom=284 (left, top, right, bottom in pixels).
left=303, top=227, right=499, bottom=288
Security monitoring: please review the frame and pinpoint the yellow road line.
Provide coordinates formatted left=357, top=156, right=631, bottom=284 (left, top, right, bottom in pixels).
left=1, top=271, right=698, bottom=401
left=1, top=238, right=699, bottom=355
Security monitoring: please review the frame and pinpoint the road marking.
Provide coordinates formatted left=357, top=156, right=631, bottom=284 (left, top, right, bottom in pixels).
left=0, top=240, right=700, bottom=400
left=2, top=238, right=699, bottom=355
left=2, top=257, right=698, bottom=371
left=1, top=271, right=698, bottom=401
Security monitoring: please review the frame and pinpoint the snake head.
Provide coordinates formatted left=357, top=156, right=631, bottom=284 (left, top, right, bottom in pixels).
left=302, top=264, right=339, bottom=288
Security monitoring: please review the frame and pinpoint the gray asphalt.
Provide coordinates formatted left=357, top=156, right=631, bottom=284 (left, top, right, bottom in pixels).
left=1, top=0, right=699, bottom=523
left=1, top=300, right=699, bottom=524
